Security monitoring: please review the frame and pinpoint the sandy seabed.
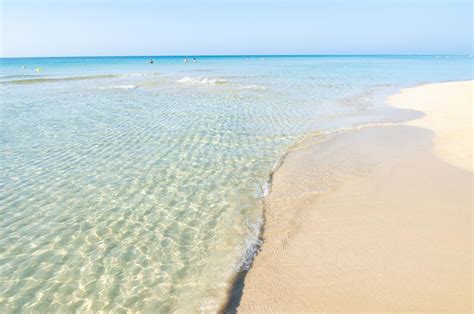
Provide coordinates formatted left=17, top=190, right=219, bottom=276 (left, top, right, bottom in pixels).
left=238, top=81, right=473, bottom=312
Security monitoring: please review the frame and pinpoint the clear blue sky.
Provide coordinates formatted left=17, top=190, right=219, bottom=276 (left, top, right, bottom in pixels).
left=0, top=0, right=472, bottom=57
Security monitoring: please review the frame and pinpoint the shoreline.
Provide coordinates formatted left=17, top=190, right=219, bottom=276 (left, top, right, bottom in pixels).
left=220, top=131, right=340, bottom=313
left=388, top=80, right=473, bottom=172
left=236, top=80, right=473, bottom=312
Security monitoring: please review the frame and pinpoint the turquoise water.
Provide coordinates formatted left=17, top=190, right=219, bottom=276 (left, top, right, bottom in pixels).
left=1, top=55, right=472, bottom=312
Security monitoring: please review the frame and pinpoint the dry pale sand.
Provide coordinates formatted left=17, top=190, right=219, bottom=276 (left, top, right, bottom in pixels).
left=237, top=81, right=473, bottom=312
left=389, top=81, right=473, bottom=172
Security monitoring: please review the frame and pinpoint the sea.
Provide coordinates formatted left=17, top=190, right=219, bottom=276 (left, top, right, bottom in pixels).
left=0, top=55, right=472, bottom=312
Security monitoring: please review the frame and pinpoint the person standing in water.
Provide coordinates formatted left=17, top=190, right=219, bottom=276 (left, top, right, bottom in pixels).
left=184, top=57, right=188, bottom=63
left=149, top=58, right=154, bottom=64
left=193, top=57, right=196, bottom=63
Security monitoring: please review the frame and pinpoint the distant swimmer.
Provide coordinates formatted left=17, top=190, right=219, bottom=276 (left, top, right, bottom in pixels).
left=184, top=57, right=188, bottom=63
left=22, top=65, right=26, bottom=69
left=35, top=68, right=41, bottom=72
left=149, top=58, right=154, bottom=64
left=193, top=57, right=196, bottom=63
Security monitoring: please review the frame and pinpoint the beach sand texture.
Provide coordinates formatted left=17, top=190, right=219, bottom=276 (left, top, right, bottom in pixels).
left=238, top=81, right=473, bottom=312
left=389, top=81, right=473, bottom=172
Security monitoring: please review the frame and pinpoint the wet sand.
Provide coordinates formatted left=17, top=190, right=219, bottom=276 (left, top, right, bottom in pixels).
left=238, top=81, right=473, bottom=312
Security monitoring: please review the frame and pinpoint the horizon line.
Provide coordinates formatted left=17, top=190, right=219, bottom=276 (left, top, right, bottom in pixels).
left=1, top=53, right=472, bottom=59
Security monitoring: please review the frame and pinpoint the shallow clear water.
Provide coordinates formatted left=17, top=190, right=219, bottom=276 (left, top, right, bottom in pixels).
left=0, top=55, right=472, bottom=312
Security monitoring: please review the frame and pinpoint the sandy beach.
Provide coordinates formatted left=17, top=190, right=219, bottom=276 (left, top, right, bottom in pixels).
left=389, top=81, right=473, bottom=172
left=238, top=81, right=473, bottom=312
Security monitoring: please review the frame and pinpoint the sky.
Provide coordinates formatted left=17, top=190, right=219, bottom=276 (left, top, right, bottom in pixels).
left=0, top=0, right=472, bottom=57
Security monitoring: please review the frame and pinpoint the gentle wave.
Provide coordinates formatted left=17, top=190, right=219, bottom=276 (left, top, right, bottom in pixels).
left=0, top=72, right=160, bottom=84
left=99, top=85, right=137, bottom=90
left=239, top=217, right=263, bottom=271
left=0, top=74, right=46, bottom=80
left=255, top=179, right=272, bottom=199
left=1, top=74, right=122, bottom=85
left=121, top=72, right=160, bottom=77
left=238, top=85, right=266, bottom=91
left=176, top=76, right=227, bottom=85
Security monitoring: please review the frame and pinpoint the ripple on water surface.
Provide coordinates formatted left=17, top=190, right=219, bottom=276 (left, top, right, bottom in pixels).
left=0, top=78, right=307, bottom=312
left=1, top=56, right=471, bottom=312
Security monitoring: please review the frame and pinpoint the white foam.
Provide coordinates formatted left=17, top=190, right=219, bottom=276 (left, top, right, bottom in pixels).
left=100, top=85, right=137, bottom=90
left=261, top=180, right=271, bottom=197
left=236, top=216, right=263, bottom=272
left=176, top=77, right=227, bottom=85
left=238, top=85, right=266, bottom=90
left=120, top=72, right=159, bottom=77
